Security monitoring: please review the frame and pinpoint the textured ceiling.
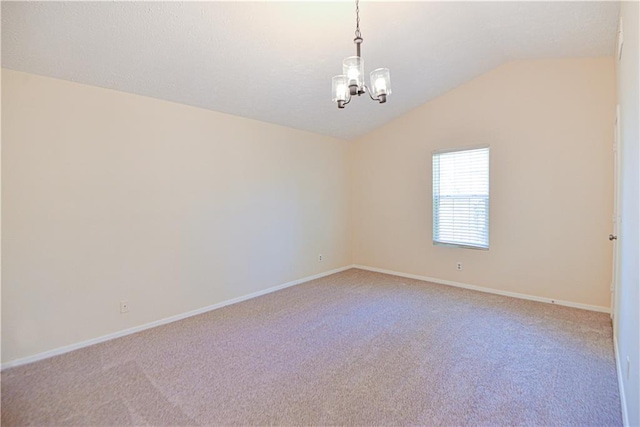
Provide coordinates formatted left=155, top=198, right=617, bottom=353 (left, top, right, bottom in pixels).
left=1, top=1, right=620, bottom=140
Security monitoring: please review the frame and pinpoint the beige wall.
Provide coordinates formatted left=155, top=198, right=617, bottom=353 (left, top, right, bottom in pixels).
left=2, top=57, right=619, bottom=364
left=1, top=69, right=351, bottom=363
left=351, top=58, right=616, bottom=309
left=614, top=2, right=639, bottom=425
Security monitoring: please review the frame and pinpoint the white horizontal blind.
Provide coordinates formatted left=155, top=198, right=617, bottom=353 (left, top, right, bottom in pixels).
left=433, top=147, right=489, bottom=249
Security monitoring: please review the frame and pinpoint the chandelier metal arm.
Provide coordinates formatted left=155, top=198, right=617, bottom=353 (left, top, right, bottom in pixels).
left=363, top=85, right=377, bottom=101
left=337, top=94, right=352, bottom=109
left=363, top=85, right=387, bottom=104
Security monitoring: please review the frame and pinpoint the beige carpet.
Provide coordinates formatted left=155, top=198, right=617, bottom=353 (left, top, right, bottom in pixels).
left=1, top=268, right=621, bottom=426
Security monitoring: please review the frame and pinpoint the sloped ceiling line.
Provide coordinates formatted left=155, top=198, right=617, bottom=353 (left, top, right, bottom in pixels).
left=1, top=1, right=620, bottom=139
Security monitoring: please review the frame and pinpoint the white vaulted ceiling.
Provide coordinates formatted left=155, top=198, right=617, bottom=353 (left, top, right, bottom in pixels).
left=1, top=1, right=620, bottom=140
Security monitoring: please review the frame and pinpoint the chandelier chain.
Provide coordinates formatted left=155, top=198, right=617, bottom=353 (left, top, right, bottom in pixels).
left=355, top=0, right=361, bottom=39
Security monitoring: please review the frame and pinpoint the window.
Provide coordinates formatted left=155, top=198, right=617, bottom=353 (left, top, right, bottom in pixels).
left=432, top=146, right=489, bottom=250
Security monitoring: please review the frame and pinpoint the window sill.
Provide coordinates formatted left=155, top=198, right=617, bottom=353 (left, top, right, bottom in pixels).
left=433, top=241, right=489, bottom=251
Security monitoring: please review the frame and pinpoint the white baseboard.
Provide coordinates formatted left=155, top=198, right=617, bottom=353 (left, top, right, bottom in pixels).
left=1, top=265, right=352, bottom=371
left=614, top=336, right=630, bottom=426
left=352, top=265, right=611, bottom=313
left=3, top=264, right=611, bottom=370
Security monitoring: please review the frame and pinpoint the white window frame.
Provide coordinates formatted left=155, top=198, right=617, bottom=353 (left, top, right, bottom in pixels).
left=432, top=145, right=490, bottom=250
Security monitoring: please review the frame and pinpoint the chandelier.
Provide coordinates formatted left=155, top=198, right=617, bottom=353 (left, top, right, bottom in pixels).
left=332, top=0, right=391, bottom=109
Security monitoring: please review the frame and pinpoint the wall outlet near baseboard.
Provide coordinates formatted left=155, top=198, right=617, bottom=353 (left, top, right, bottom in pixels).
left=456, top=262, right=462, bottom=271
left=627, top=356, right=630, bottom=380
left=318, top=254, right=324, bottom=262
left=120, top=300, right=130, bottom=314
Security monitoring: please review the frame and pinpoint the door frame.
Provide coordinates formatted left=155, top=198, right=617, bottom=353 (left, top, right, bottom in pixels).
left=611, top=104, right=621, bottom=323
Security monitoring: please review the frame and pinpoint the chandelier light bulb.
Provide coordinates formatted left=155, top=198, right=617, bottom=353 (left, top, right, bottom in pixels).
left=332, top=75, right=349, bottom=108
left=343, top=56, right=364, bottom=93
left=370, top=68, right=391, bottom=99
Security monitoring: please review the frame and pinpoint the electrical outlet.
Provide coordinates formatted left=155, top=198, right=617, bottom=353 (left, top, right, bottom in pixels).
left=627, top=356, right=630, bottom=380
left=456, top=262, right=463, bottom=271
left=318, top=254, right=324, bottom=262
left=120, top=300, right=129, bottom=314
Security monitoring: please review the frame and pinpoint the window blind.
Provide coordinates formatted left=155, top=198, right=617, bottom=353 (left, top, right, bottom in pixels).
left=432, top=147, right=489, bottom=249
